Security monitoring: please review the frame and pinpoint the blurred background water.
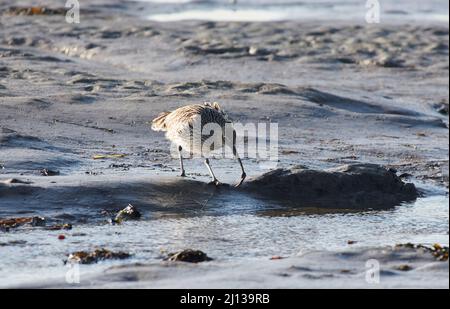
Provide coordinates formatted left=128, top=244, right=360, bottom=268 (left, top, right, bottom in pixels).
left=135, top=0, right=449, bottom=22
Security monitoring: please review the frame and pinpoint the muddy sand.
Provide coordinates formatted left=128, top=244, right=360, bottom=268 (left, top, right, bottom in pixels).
left=0, top=0, right=448, bottom=288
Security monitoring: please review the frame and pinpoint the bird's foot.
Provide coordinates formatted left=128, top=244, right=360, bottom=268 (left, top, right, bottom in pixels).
left=234, top=172, right=247, bottom=188
left=208, top=179, right=222, bottom=187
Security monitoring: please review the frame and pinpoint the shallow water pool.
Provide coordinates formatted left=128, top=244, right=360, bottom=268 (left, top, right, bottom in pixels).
left=0, top=192, right=448, bottom=287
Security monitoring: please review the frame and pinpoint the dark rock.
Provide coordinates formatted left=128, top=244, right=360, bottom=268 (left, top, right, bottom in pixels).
left=166, top=249, right=213, bottom=263
left=243, top=164, right=418, bottom=209
left=100, top=31, right=122, bottom=39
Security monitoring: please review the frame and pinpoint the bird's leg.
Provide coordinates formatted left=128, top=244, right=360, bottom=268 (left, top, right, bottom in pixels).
left=204, top=158, right=221, bottom=186
left=228, top=129, right=246, bottom=187
left=178, top=146, right=186, bottom=177
left=233, top=145, right=246, bottom=187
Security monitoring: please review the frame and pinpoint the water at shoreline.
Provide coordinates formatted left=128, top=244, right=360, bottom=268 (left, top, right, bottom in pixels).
left=137, top=0, right=449, bottom=22
left=0, top=193, right=448, bottom=287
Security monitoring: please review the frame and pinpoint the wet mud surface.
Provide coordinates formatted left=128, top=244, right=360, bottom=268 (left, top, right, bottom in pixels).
left=0, top=0, right=448, bottom=288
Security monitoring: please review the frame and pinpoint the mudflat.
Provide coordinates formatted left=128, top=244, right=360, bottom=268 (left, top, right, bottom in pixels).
left=0, top=0, right=448, bottom=288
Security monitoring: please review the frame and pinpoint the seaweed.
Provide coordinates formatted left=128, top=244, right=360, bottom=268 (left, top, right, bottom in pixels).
left=395, top=243, right=449, bottom=261
left=67, top=249, right=131, bottom=265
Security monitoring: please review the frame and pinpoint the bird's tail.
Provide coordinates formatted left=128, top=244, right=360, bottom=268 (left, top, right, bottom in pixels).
left=151, top=111, right=170, bottom=131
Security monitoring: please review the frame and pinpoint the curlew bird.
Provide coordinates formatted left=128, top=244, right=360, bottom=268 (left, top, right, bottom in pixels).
left=151, top=102, right=246, bottom=187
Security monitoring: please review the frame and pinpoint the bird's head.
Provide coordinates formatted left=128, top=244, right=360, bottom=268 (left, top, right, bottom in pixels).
left=205, top=101, right=233, bottom=123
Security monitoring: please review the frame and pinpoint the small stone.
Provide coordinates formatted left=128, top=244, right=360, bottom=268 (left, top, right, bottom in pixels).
left=112, top=204, right=142, bottom=224
left=248, top=46, right=259, bottom=56
left=433, top=243, right=443, bottom=250
left=166, top=249, right=212, bottom=263
left=396, top=264, right=412, bottom=271
left=270, top=255, right=284, bottom=260
left=39, top=169, right=60, bottom=176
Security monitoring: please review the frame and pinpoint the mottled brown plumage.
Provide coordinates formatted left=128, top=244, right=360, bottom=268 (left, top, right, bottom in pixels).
left=152, top=102, right=246, bottom=187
